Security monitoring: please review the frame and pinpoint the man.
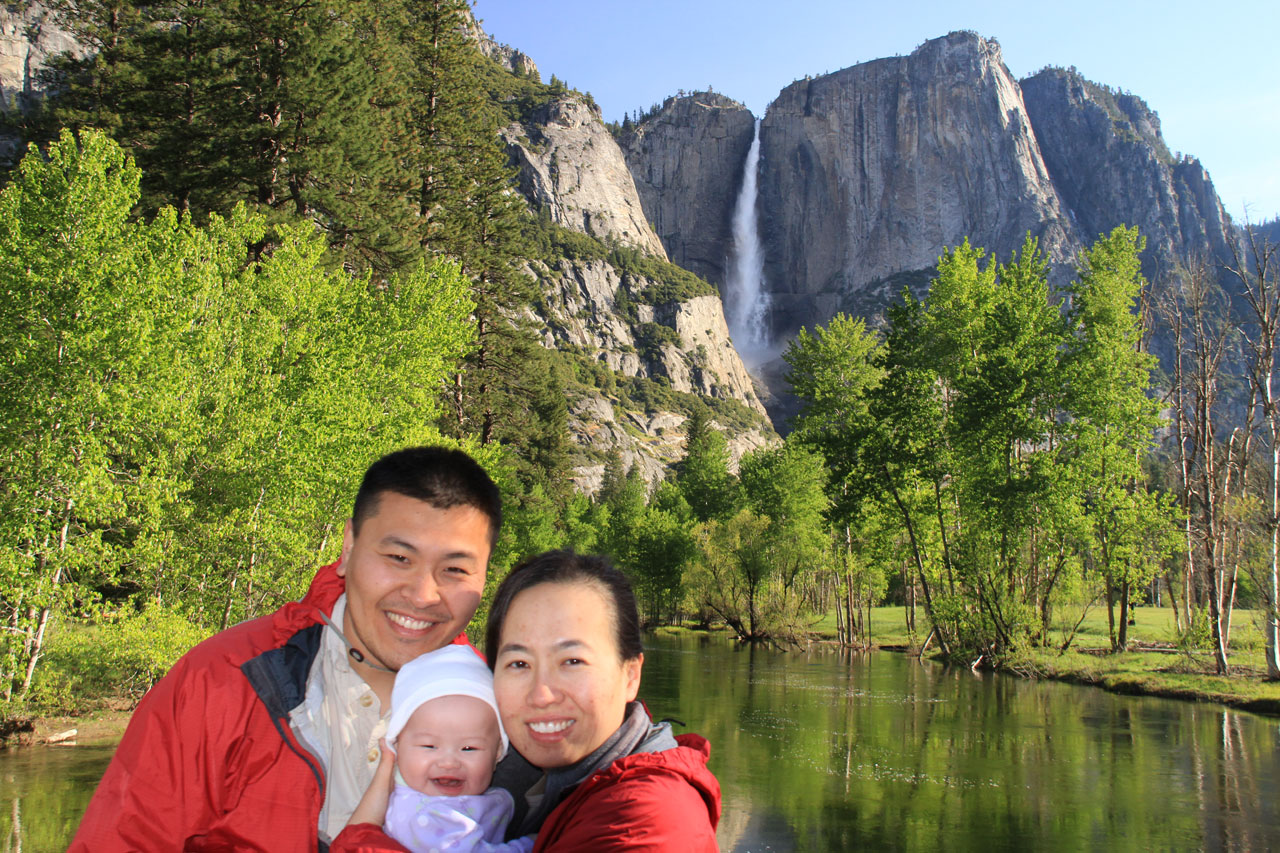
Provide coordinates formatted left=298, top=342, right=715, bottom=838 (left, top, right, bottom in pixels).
left=70, top=446, right=502, bottom=851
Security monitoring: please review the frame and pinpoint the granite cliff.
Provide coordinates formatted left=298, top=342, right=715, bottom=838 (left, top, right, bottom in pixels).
left=495, top=87, right=774, bottom=489
left=0, top=2, right=81, bottom=160
left=757, top=32, right=1077, bottom=337
left=530, top=254, right=771, bottom=490
left=1020, top=67, right=1236, bottom=274
left=502, top=93, right=668, bottom=258
left=619, top=92, right=756, bottom=288
left=624, top=31, right=1240, bottom=348
left=0, top=2, right=77, bottom=109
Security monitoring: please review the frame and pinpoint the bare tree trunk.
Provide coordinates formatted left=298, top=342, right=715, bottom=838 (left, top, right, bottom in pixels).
left=20, top=498, right=72, bottom=697
left=883, top=467, right=950, bottom=656
left=1106, top=577, right=1117, bottom=651
left=1117, top=580, right=1131, bottom=651
left=1231, top=226, right=1280, bottom=678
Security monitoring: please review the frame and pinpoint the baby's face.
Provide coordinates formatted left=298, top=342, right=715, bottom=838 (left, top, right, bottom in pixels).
left=394, top=694, right=501, bottom=797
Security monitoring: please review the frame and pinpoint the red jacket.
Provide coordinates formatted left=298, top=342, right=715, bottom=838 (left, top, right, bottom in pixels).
left=69, top=562, right=462, bottom=852
left=531, top=733, right=721, bottom=852
left=333, top=733, right=721, bottom=852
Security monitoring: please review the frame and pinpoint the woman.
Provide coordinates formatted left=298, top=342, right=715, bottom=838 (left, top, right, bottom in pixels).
left=334, top=550, right=720, bottom=852
left=486, top=550, right=721, bottom=850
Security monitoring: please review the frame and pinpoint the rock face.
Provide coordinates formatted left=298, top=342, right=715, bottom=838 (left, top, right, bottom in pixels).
left=0, top=3, right=79, bottom=111
left=620, top=92, right=757, bottom=287
left=757, top=31, right=1077, bottom=338
left=533, top=256, right=772, bottom=492
left=0, top=2, right=82, bottom=164
left=466, top=14, right=539, bottom=78
left=1020, top=68, right=1235, bottom=274
left=503, top=94, right=668, bottom=257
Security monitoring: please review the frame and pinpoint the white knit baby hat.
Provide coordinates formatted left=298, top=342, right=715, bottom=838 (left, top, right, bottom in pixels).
left=385, top=644, right=508, bottom=759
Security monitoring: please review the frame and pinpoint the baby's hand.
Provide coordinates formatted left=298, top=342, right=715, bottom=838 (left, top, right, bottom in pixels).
left=346, top=738, right=396, bottom=828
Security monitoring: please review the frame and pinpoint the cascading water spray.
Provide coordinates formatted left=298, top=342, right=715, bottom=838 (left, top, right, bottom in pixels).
left=725, top=119, right=771, bottom=364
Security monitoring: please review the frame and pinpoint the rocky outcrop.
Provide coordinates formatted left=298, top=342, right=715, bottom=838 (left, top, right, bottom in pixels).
left=464, top=11, right=538, bottom=78
left=527, top=252, right=768, bottom=491
left=1021, top=67, right=1236, bottom=275
left=535, top=257, right=766, bottom=409
left=620, top=92, right=757, bottom=287
left=0, top=3, right=84, bottom=164
left=0, top=3, right=80, bottom=111
left=503, top=94, right=668, bottom=257
left=757, top=31, right=1077, bottom=338
left=531, top=255, right=773, bottom=493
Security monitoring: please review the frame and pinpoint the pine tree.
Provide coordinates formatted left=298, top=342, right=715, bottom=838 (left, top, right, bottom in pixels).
left=674, top=407, right=741, bottom=522
left=38, top=0, right=420, bottom=270
left=402, top=1, right=564, bottom=476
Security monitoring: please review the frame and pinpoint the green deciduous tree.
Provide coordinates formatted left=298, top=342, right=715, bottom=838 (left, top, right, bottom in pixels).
left=1062, top=227, right=1170, bottom=650
left=0, top=130, right=475, bottom=701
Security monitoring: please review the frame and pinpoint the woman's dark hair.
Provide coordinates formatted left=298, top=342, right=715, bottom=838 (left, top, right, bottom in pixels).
left=352, top=446, right=502, bottom=544
left=485, top=549, right=643, bottom=669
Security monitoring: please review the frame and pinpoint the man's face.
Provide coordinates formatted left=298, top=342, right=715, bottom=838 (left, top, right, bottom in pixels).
left=338, top=492, right=492, bottom=673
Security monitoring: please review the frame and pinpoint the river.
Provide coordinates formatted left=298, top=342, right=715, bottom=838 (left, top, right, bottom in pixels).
left=4, top=633, right=1279, bottom=851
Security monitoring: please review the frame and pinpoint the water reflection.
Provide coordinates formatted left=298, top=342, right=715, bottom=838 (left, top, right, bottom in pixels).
left=640, top=634, right=1280, bottom=853
left=0, top=742, right=113, bottom=852
left=3, top=636, right=1278, bottom=852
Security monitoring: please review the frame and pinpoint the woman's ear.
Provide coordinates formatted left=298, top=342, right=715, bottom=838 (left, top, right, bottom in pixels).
left=624, top=653, right=643, bottom=701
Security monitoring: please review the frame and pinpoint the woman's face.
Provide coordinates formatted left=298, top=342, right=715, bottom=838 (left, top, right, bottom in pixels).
left=492, top=580, right=642, bottom=769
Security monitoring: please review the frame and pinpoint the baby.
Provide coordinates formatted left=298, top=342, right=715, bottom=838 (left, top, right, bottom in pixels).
left=381, top=645, right=534, bottom=853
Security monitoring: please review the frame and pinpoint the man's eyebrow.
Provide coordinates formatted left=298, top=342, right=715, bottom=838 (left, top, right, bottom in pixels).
left=379, top=536, right=419, bottom=553
left=378, top=540, right=478, bottom=562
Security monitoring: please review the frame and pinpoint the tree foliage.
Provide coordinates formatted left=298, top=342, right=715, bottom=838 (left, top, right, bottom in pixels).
left=0, top=130, right=476, bottom=702
left=786, top=230, right=1174, bottom=659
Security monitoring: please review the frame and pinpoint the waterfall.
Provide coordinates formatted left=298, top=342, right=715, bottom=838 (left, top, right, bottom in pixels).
left=726, top=119, right=771, bottom=364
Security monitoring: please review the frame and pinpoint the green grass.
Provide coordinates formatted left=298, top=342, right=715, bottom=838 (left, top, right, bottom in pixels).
left=801, top=604, right=1280, bottom=715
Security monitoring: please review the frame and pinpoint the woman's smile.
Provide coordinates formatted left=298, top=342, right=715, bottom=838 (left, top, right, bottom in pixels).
left=527, top=718, right=574, bottom=736
left=493, top=580, right=642, bottom=768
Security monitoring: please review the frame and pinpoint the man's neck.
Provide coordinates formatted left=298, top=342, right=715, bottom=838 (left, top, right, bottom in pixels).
left=354, top=659, right=394, bottom=712
left=339, top=608, right=396, bottom=711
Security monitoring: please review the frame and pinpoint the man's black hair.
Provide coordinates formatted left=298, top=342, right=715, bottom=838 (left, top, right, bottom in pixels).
left=351, top=446, right=502, bottom=544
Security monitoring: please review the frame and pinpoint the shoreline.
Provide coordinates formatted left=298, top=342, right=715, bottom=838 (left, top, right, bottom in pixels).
left=5, top=703, right=133, bottom=749
left=654, top=624, right=1280, bottom=719
left=9, top=632, right=1279, bottom=749
left=854, top=641, right=1280, bottom=718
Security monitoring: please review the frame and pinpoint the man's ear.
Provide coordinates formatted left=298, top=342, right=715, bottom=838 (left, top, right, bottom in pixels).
left=337, top=518, right=355, bottom=577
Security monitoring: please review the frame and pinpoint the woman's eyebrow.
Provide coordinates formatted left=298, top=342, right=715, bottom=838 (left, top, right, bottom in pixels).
left=498, top=638, right=588, bottom=655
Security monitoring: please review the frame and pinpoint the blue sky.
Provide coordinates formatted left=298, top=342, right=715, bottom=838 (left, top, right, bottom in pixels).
left=475, top=0, right=1280, bottom=224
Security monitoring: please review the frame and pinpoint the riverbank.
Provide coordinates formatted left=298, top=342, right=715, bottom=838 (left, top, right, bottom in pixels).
left=656, top=604, right=1280, bottom=717
left=11, top=606, right=1279, bottom=747
left=6, top=700, right=133, bottom=748
left=1004, top=646, right=1280, bottom=716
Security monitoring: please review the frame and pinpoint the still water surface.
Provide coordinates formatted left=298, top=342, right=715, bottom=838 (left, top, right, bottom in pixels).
left=644, top=634, right=1280, bottom=852
left=4, top=634, right=1278, bottom=851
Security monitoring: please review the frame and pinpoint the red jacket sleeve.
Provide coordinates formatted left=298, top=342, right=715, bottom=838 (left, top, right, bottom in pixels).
left=69, top=654, right=224, bottom=850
